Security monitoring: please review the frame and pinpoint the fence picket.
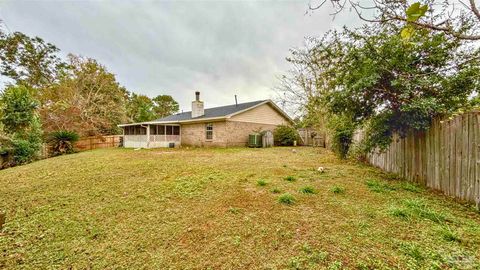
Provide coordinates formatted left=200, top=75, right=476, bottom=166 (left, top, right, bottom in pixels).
left=362, top=112, right=480, bottom=205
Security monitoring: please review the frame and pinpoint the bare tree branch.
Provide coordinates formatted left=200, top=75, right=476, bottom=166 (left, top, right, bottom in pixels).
left=308, top=0, right=480, bottom=40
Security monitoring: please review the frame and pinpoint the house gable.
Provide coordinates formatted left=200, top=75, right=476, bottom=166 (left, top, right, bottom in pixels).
left=229, top=102, right=290, bottom=125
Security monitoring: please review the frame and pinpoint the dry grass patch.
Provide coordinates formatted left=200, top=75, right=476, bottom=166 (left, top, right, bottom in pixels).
left=0, top=147, right=479, bottom=269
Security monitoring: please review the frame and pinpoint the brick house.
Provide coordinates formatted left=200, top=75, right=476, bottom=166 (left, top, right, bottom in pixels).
left=119, top=92, right=293, bottom=148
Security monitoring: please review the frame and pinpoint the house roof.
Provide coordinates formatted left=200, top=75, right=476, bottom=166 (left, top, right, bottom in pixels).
left=155, top=100, right=267, bottom=122
left=118, top=99, right=293, bottom=126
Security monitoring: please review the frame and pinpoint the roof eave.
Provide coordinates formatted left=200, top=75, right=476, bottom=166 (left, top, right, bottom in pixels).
left=118, top=116, right=227, bottom=127
left=225, top=99, right=294, bottom=124
left=146, top=116, right=227, bottom=125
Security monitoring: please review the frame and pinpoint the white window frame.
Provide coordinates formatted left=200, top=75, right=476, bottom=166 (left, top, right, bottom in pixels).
left=206, top=123, right=213, bottom=141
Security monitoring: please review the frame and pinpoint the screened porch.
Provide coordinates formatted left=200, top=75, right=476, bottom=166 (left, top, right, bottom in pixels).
left=122, top=124, right=181, bottom=148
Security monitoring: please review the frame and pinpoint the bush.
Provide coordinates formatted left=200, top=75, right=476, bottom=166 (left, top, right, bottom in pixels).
left=284, top=175, right=296, bottom=182
left=0, top=85, right=42, bottom=168
left=327, top=114, right=356, bottom=159
left=12, top=138, right=39, bottom=164
left=274, top=125, right=299, bottom=146
left=0, top=131, right=42, bottom=168
left=47, top=130, right=79, bottom=156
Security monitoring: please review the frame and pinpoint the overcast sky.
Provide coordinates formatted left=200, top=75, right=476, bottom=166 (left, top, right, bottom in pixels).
left=0, top=0, right=359, bottom=112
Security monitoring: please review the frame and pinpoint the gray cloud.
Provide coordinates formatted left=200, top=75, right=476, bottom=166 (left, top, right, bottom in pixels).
left=0, top=0, right=359, bottom=112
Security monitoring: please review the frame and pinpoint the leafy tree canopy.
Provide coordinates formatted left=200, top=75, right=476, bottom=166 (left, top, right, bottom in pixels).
left=0, top=29, right=68, bottom=88
left=0, top=85, right=42, bottom=166
left=323, top=26, right=479, bottom=151
left=126, top=93, right=179, bottom=123
left=279, top=21, right=479, bottom=157
left=153, top=95, right=179, bottom=119
left=126, top=93, right=156, bottom=123
left=38, top=55, right=129, bottom=136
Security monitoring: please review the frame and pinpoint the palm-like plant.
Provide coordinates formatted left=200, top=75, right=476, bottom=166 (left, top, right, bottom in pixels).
left=47, top=130, right=79, bottom=156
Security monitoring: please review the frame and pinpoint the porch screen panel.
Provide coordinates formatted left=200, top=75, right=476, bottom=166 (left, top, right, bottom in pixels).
left=159, top=125, right=165, bottom=135
left=135, top=126, right=146, bottom=135
left=173, top=126, right=180, bottom=135
left=150, top=125, right=158, bottom=135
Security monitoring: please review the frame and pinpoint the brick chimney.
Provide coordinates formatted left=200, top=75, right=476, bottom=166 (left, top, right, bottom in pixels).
left=191, top=91, right=204, bottom=118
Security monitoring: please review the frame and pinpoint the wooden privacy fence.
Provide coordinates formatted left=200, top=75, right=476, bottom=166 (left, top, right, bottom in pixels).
left=40, top=135, right=122, bottom=158
left=365, top=112, right=480, bottom=206
left=75, top=135, right=122, bottom=151
left=298, top=128, right=326, bottom=147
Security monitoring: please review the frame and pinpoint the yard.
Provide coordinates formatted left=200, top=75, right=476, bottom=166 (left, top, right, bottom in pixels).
left=1, top=147, right=480, bottom=269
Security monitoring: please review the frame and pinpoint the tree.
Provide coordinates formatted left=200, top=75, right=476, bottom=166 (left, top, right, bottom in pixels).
left=0, top=84, right=38, bottom=133
left=323, top=26, right=479, bottom=151
left=279, top=21, right=479, bottom=157
left=0, top=85, right=42, bottom=167
left=152, top=95, right=179, bottom=118
left=309, top=0, right=480, bottom=40
left=38, top=55, right=128, bottom=136
left=126, top=93, right=179, bottom=122
left=0, top=29, right=68, bottom=88
left=126, top=93, right=156, bottom=122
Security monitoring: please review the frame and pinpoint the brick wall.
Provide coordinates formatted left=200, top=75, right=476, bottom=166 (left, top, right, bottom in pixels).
left=225, top=121, right=277, bottom=146
left=180, top=120, right=278, bottom=147
left=181, top=121, right=228, bottom=147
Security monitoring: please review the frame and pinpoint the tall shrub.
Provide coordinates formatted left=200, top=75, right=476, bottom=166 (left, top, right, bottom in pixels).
left=0, top=85, right=42, bottom=167
left=327, top=114, right=356, bottom=159
left=274, top=125, right=299, bottom=146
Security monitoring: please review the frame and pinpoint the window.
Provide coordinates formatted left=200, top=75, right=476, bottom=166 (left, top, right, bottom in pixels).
left=159, top=125, right=165, bottom=135
left=150, top=125, right=158, bottom=135
left=135, top=126, right=146, bottom=135
left=206, top=123, right=213, bottom=140
left=124, top=125, right=146, bottom=135
left=173, top=126, right=180, bottom=135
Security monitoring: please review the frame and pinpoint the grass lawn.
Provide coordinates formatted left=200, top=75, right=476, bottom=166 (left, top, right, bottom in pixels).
left=1, top=147, right=480, bottom=269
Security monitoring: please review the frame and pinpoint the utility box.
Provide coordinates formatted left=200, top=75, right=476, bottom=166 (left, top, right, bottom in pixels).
left=248, top=134, right=262, bottom=148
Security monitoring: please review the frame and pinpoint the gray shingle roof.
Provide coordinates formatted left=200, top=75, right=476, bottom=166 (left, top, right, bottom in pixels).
left=154, top=100, right=267, bottom=122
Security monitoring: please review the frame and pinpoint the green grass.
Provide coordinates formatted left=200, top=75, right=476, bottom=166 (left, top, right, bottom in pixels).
left=365, top=178, right=396, bottom=193
left=388, top=199, right=448, bottom=224
left=271, top=187, right=282, bottom=194
left=278, top=193, right=296, bottom=205
left=257, top=179, right=268, bottom=186
left=299, top=186, right=317, bottom=194
left=399, top=182, right=423, bottom=193
left=439, top=227, right=461, bottom=242
left=284, top=175, right=296, bottom=182
left=0, top=147, right=479, bottom=269
left=330, top=186, right=345, bottom=194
